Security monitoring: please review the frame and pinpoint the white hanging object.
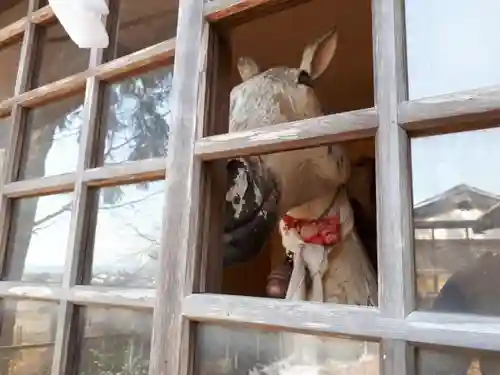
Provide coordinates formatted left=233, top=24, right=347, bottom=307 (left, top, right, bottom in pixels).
left=48, top=0, right=109, bottom=49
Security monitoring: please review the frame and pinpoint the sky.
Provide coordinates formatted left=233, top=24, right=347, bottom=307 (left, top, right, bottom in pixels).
left=405, top=0, right=500, bottom=204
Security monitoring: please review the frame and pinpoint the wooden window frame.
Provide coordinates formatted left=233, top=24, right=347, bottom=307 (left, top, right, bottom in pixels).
left=0, top=0, right=175, bottom=374
left=150, top=1, right=500, bottom=375
left=1, top=0, right=500, bottom=375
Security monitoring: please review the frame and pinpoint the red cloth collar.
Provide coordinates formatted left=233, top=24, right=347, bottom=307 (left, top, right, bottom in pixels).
left=282, top=214, right=341, bottom=246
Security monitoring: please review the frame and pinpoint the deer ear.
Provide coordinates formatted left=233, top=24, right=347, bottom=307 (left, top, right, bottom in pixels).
left=300, top=27, right=338, bottom=80
left=237, top=56, right=260, bottom=81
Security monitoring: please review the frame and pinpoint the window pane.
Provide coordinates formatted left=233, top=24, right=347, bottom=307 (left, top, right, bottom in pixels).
left=75, top=306, right=152, bottom=375
left=3, top=193, right=73, bottom=284
left=406, top=0, right=500, bottom=99
left=0, top=116, right=12, bottom=155
left=18, top=94, right=84, bottom=180
left=87, top=181, right=164, bottom=288
left=412, top=127, right=500, bottom=315
left=31, top=22, right=89, bottom=88
left=418, top=348, right=500, bottom=375
left=98, top=66, right=173, bottom=166
left=0, top=299, right=58, bottom=375
left=104, top=0, right=178, bottom=61
left=196, top=324, right=379, bottom=375
left=0, top=40, right=22, bottom=101
left=0, top=1, right=29, bottom=29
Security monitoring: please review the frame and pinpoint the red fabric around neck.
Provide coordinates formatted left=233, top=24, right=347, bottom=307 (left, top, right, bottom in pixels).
left=282, top=214, right=341, bottom=246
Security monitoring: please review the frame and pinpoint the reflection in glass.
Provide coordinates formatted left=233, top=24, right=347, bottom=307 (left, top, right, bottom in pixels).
left=32, top=22, right=89, bottom=88
left=104, top=0, right=178, bottom=60
left=19, top=94, right=84, bottom=180
left=0, top=299, right=58, bottom=375
left=89, top=181, right=164, bottom=288
left=0, top=116, right=12, bottom=156
left=406, top=0, right=500, bottom=99
left=195, top=324, right=379, bottom=375
left=0, top=40, right=22, bottom=102
left=99, top=66, right=173, bottom=165
left=75, top=306, right=152, bottom=375
left=3, top=193, right=73, bottom=284
left=0, top=1, right=29, bottom=29
left=412, top=127, right=500, bottom=316
left=418, top=348, right=500, bottom=375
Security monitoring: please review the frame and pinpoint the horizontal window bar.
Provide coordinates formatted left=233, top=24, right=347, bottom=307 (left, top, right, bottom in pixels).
left=0, top=38, right=176, bottom=116
left=0, top=281, right=154, bottom=308
left=3, top=173, right=75, bottom=198
left=195, top=108, right=377, bottom=160
left=31, top=4, right=56, bottom=25
left=204, top=0, right=314, bottom=26
left=69, top=285, right=155, bottom=308
left=3, top=159, right=166, bottom=197
left=0, top=5, right=55, bottom=47
left=183, top=294, right=500, bottom=352
left=400, top=85, right=500, bottom=132
left=83, top=159, right=166, bottom=187
left=0, top=18, right=26, bottom=46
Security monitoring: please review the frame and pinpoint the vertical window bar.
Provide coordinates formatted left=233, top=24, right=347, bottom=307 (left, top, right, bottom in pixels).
left=0, top=0, right=39, bottom=274
left=50, top=17, right=107, bottom=375
left=148, top=0, right=208, bottom=373
left=372, top=0, right=414, bottom=374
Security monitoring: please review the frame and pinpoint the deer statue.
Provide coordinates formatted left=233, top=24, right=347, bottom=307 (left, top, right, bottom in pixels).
left=223, top=27, right=378, bottom=374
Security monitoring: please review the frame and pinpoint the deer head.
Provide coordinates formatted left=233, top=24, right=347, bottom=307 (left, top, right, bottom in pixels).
left=223, top=27, right=351, bottom=267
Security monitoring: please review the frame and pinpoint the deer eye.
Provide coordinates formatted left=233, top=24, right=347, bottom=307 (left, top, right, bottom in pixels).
left=297, top=70, right=313, bottom=87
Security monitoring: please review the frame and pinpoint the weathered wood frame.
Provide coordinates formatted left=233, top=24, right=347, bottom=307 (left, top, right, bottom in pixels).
left=151, top=0, right=500, bottom=375
left=0, top=0, right=175, bottom=374
left=1, top=0, right=500, bottom=374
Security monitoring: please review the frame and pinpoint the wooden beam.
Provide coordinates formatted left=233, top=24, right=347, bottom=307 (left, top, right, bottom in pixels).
left=82, top=159, right=166, bottom=187
left=2, top=173, right=74, bottom=197
left=195, top=108, right=377, bottom=160
left=0, top=281, right=154, bottom=308
left=30, top=4, right=55, bottom=25
left=148, top=0, right=207, bottom=374
left=51, top=39, right=106, bottom=375
left=0, top=38, right=175, bottom=114
left=372, top=0, right=414, bottom=373
left=204, top=0, right=314, bottom=27
left=0, top=19, right=26, bottom=47
left=183, top=294, right=383, bottom=339
left=0, top=9, right=38, bottom=273
left=68, top=285, right=155, bottom=308
left=373, top=0, right=414, bottom=319
left=400, top=85, right=500, bottom=132
left=183, top=294, right=500, bottom=352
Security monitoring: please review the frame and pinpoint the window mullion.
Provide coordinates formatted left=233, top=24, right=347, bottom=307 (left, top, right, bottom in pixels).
left=148, top=0, right=208, bottom=374
left=50, top=43, right=104, bottom=375
left=373, top=0, right=414, bottom=373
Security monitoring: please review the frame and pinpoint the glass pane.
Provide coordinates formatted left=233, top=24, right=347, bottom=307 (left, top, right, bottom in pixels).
left=3, top=193, right=73, bottom=284
left=412, top=127, right=500, bottom=315
left=0, top=1, right=29, bottom=29
left=0, top=40, right=22, bottom=102
left=99, top=66, right=173, bottom=165
left=18, top=94, right=84, bottom=180
left=88, top=180, right=164, bottom=288
left=0, top=299, right=58, bottom=375
left=75, top=306, right=152, bottom=375
left=406, top=0, right=500, bottom=99
left=32, top=22, right=89, bottom=88
left=104, top=0, right=178, bottom=60
left=418, top=348, right=500, bottom=375
left=196, top=324, right=380, bottom=375
left=0, top=116, right=12, bottom=155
